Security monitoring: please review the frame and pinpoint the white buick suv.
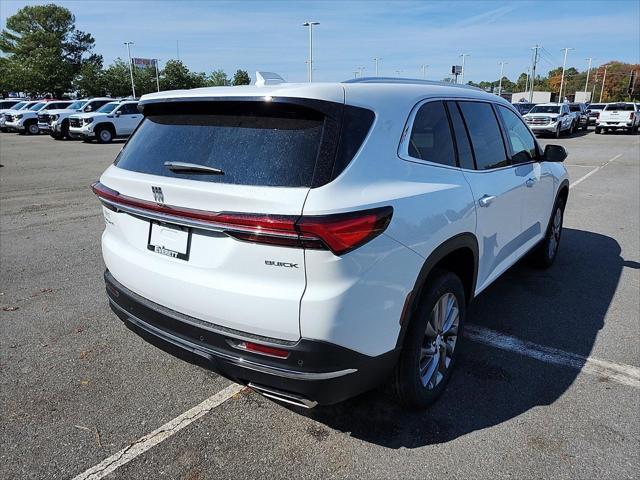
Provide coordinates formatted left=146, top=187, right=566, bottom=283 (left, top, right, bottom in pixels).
left=92, top=75, right=569, bottom=408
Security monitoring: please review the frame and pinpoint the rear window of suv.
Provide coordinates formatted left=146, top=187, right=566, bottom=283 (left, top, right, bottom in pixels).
left=116, top=101, right=329, bottom=187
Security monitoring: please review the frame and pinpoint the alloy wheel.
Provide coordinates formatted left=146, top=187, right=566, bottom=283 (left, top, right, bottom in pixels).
left=548, top=207, right=562, bottom=258
left=419, top=292, right=459, bottom=389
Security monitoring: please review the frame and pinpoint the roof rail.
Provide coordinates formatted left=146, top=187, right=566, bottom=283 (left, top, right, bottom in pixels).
left=342, top=76, right=484, bottom=91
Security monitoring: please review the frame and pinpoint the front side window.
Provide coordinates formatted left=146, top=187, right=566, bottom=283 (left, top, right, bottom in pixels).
left=497, top=106, right=537, bottom=164
left=407, top=101, right=456, bottom=167
left=458, top=102, right=508, bottom=170
left=97, top=102, right=118, bottom=113
left=29, top=102, right=45, bottom=111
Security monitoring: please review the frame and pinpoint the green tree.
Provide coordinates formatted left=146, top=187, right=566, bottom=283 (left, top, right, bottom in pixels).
left=103, top=58, right=133, bottom=97
left=74, top=55, right=106, bottom=97
left=232, top=69, right=251, bottom=86
left=208, top=69, right=229, bottom=86
left=160, top=59, right=195, bottom=90
left=0, top=3, right=96, bottom=97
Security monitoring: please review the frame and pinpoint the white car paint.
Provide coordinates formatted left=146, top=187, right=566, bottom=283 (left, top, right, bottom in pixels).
left=96, top=79, right=568, bottom=359
left=596, top=102, right=640, bottom=133
left=523, top=102, right=575, bottom=136
left=69, top=100, right=143, bottom=141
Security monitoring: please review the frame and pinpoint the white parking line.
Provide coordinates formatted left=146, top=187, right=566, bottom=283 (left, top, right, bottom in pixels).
left=72, top=383, right=245, bottom=480
left=570, top=153, right=622, bottom=189
left=466, top=325, right=640, bottom=388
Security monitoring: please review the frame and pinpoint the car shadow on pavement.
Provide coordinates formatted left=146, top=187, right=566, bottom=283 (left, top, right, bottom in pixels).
left=291, top=228, right=623, bottom=448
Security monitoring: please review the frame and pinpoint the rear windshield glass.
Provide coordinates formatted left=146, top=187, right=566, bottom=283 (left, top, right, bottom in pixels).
left=605, top=103, right=634, bottom=111
left=569, top=105, right=582, bottom=111
left=115, top=102, right=325, bottom=187
left=589, top=104, right=605, bottom=110
left=529, top=105, right=560, bottom=114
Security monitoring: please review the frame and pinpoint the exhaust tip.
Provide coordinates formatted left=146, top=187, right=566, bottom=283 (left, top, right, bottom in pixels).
left=248, top=382, right=318, bottom=409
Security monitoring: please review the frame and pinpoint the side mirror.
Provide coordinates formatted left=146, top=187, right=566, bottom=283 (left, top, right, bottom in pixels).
left=544, top=144, right=567, bottom=163
left=115, top=111, right=121, bottom=117
left=85, top=106, right=92, bottom=112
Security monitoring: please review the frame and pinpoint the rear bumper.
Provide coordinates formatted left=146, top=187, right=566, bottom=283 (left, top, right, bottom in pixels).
left=104, top=270, right=398, bottom=406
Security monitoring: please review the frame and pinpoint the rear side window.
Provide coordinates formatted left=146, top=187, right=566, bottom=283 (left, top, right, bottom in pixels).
left=118, top=103, right=139, bottom=115
left=445, top=101, right=475, bottom=170
left=496, top=105, right=537, bottom=163
left=458, top=102, right=508, bottom=170
left=407, top=101, right=456, bottom=167
left=116, top=102, right=326, bottom=187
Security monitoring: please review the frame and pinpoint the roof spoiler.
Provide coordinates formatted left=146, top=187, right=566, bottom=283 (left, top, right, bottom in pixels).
left=255, top=71, right=285, bottom=87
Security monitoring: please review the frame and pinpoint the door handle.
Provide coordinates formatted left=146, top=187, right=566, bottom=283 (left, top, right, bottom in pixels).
left=478, top=195, right=496, bottom=207
left=525, top=178, right=537, bottom=187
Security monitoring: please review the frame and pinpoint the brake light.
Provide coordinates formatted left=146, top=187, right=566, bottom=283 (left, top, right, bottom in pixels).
left=91, top=182, right=392, bottom=255
left=239, top=341, right=289, bottom=359
left=630, top=112, right=635, bottom=120
left=594, top=112, right=600, bottom=118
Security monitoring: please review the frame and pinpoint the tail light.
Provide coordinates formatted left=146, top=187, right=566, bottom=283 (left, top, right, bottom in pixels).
left=594, top=112, right=600, bottom=118
left=91, top=182, right=392, bottom=255
left=233, top=340, right=289, bottom=359
left=630, top=112, right=635, bottom=120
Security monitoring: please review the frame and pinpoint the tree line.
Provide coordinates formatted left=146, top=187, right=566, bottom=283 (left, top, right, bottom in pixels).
left=464, top=61, right=639, bottom=102
left=0, top=4, right=251, bottom=99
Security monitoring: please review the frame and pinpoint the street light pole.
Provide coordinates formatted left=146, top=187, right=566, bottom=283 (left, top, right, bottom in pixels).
left=497, top=61, right=507, bottom=95
left=584, top=57, right=593, bottom=100
left=460, top=53, right=470, bottom=84
left=421, top=64, right=429, bottom=79
left=558, top=47, right=574, bottom=102
left=600, top=65, right=608, bottom=102
left=373, top=57, right=381, bottom=76
left=124, top=41, right=136, bottom=98
left=302, top=21, right=319, bottom=82
left=155, top=59, right=160, bottom=92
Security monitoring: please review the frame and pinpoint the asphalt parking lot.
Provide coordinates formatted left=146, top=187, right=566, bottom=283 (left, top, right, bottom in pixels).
left=1, top=129, right=639, bottom=479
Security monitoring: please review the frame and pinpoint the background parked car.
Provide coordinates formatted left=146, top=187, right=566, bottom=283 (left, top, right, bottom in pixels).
left=568, top=102, right=589, bottom=131
left=47, top=97, right=113, bottom=140
left=0, top=100, right=39, bottom=132
left=68, top=100, right=142, bottom=143
left=596, top=102, right=640, bottom=134
left=523, top=103, right=575, bottom=137
left=587, top=103, right=607, bottom=125
left=5, top=100, right=73, bottom=135
left=512, top=102, right=537, bottom=115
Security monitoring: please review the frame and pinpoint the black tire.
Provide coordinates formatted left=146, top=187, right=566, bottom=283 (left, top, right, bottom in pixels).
left=391, top=270, right=466, bottom=409
left=60, top=121, right=70, bottom=140
left=595, top=127, right=602, bottom=134
left=96, top=125, right=113, bottom=144
left=25, top=120, right=39, bottom=135
left=531, top=198, right=565, bottom=268
left=581, top=122, right=588, bottom=131
left=555, top=125, right=561, bottom=138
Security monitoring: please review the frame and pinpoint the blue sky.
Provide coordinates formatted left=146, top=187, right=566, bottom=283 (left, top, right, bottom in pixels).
left=2, top=0, right=639, bottom=83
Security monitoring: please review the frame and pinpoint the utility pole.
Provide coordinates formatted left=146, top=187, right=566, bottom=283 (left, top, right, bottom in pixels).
left=353, top=70, right=359, bottom=79
left=497, top=61, right=507, bottom=95
left=584, top=57, right=593, bottom=100
left=357, top=66, right=365, bottom=78
left=302, top=21, right=320, bottom=82
left=558, top=47, right=574, bottom=102
left=529, top=45, right=540, bottom=102
left=420, top=64, right=429, bottom=79
left=525, top=67, right=530, bottom=93
left=460, top=53, right=470, bottom=84
left=373, top=57, right=381, bottom=76
left=599, top=65, right=608, bottom=102
left=155, top=59, right=160, bottom=92
left=124, top=41, right=136, bottom=98
left=176, top=40, right=180, bottom=61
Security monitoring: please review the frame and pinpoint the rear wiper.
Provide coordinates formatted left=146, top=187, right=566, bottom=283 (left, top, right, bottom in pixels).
left=164, top=161, right=224, bottom=175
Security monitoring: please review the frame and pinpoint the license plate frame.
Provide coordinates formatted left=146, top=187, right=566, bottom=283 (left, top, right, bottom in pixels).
left=147, top=221, right=192, bottom=261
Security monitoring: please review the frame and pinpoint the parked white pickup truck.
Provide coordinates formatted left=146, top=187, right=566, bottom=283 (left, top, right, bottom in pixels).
left=68, top=100, right=142, bottom=143
left=595, top=102, right=640, bottom=134
left=523, top=103, right=576, bottom=137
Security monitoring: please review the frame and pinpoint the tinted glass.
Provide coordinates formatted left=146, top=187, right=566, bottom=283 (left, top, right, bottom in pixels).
left=118, top=103, right=139, bottom=115
left=458, top=102, right=508, bottom=170
left=69, top=100, right=87, bottom=110
left=568, top=104, right=582, bottom=112
left=0, top=100, right=18, bottom=109
left=605, top=103, right=635, bottom=111
left=116, top=104, right=325, bottom=187
left=98, top=103, right=118, bottom=113
left=446, top=101, right=475, bottom=169
left=408, top=101, right=456, bottom=167
left=10, top=102, right=26, bottom=110
left=529, top=105, right=560, bottom=114
left=85, top=100, right=110, bottom=112
left=29, top=102, right=45, bottom=111
left=589, top=104, right=605, bottom=110
left=497, top=106, right=537, bottom=163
